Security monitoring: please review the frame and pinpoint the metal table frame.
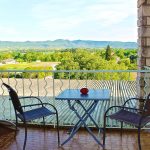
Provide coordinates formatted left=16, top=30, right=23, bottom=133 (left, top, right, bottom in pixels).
left=55, top=89, right=111, bottom=148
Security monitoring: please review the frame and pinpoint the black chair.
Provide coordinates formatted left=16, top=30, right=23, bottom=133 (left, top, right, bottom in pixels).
left=103, top=95, right=150, bottom=150
left=3, top=83, right=60, bottom=150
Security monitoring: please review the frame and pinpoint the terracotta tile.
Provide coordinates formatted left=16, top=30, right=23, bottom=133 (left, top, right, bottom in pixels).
left=0, top=127, right=150, bottom=150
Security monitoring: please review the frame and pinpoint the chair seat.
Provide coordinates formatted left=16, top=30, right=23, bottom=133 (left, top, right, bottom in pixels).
left=109, top=109, right=150, bottom=127
left=18, top=106, right=55, bottom=122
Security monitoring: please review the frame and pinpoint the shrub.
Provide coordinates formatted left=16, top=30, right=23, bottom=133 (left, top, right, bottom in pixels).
left=22, top=66, right=52, bottom=79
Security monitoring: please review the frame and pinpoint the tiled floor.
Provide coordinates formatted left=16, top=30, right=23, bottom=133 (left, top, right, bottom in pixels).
left=0, top=126, right=150, bottom=150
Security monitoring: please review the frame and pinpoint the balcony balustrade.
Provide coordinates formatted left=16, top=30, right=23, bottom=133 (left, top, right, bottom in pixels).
left=0, top=69, right=150, bottom=129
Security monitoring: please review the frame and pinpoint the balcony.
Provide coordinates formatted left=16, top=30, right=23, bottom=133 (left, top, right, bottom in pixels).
left=0, top=69, right=150, bottom=149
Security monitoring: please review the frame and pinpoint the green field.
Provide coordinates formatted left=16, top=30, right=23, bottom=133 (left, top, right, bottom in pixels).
left=0, top=62, right=53, bottom=70
left=0, top=62, right=54, bottom=78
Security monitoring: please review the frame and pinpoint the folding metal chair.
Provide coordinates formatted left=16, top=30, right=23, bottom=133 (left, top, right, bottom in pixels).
left=103, top=95, right=150, bottom=150
left=3, top=83, right=60, bottom=150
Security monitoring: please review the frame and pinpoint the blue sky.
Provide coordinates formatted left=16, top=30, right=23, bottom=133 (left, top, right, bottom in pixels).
left=0, top=0, right=137, bottom=42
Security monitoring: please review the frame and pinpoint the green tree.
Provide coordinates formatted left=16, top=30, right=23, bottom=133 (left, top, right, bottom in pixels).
left=105, top=45, right=112, bottom=60
left=24, top=52, right=37, bottom=62
left=22, top=66, right=52, bottom=78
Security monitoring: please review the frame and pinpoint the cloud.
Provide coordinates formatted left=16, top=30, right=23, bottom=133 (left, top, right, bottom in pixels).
left=40, top=18, right=80, bottom=32
left=32, top=0, right=136, bottom=30
left=76, top=0, right=137, bottom=27
left=0, top=0, right=137, bottom=41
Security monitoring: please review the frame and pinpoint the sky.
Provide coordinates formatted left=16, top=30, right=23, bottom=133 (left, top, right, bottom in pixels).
left=0, top=0, right=137, bottom=42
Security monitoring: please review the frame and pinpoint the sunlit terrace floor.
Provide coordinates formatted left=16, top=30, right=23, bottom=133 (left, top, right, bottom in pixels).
left=0, top=126, right=150, bottom=150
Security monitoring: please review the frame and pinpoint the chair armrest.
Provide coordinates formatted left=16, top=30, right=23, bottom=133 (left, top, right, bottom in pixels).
left=20, top=103, right=44, bottom=108
left=42, top=103, right=58, bottom=113
left=20, top=103, right=58, bottom=113
left=104, top=106, right=141, bottom=117
left=18, top=96, right=43, bottom=104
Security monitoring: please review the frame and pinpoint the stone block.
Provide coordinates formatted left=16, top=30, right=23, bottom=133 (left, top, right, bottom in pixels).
left=137, top=17, right=146, bottom=26
left=142, top=47, right=150, bottom=57
left=147, top=17, right=150, bottom=24
left=139, top=78, right=145, bottom=87
left=138, top=38, right=145, bottom=46
left=138, top=5, right=150, bottom=17
left=138, top=16, right=150, bottom=26
left=147, top=0, right=150, bottom=4
left=146, top=38, right=150, bottom=45
left=137, top=48, right=142, bottom=56
left=138, top=0, right=146, bottom=7
left=137, top=56, right=146, bottom=68
left=136, top=84, right=145, bottom=98
left=138, top=37, right=150, bottom=46
left=146, top=57, right=150, bottom=66
left=138, top=27, right=150, bottom=37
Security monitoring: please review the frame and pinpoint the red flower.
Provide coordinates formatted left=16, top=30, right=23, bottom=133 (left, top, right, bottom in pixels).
left=80, top=88, right=89, bottom=95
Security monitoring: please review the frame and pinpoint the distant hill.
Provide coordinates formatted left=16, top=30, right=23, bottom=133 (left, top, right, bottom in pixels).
left=0, top=39, right=138, bottom=49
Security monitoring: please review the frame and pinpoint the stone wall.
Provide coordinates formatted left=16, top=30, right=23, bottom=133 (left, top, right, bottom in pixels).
left=138, top=0, right=150, bottom=69
left=137, top=0, right=150, bottom=109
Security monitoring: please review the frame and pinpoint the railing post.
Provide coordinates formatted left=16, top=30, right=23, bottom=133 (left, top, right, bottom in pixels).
left=52, top=71, right=55, bottom=105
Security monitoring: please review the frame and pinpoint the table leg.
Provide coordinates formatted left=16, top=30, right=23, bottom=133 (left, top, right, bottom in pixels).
left=61, top=100, right=104, bottom=148
left=77, top=101, right=101, bottom=129
left=68, top=100, right=98, bottom=133
left=61, top=101, right=97, bottom=145
left=72, top=101, right=104, bottom=148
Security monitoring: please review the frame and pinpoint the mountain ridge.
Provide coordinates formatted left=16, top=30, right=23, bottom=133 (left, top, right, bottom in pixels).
left=0, top=39, right=137, bottom=49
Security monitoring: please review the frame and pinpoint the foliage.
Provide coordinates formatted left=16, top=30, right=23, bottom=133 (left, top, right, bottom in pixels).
left=105, top=45, right=112, bottom=60
left=22, top=66, right=52, bottom=78
left=0, top=48, right=137, bottom=80
left=54, top=48, right=136, bottom=80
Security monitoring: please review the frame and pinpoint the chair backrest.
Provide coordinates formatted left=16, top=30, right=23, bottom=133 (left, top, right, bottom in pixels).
left=144, top=93, right=150, bottom=115
left=3, top=83, right=23, bottom=114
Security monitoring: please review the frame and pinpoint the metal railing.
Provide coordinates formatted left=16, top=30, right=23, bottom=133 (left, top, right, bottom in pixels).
left=0, top=69, right=149, bottom=128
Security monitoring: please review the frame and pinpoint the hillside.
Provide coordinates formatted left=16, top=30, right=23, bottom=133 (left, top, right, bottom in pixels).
left=0, top=39, right=137, bottom=49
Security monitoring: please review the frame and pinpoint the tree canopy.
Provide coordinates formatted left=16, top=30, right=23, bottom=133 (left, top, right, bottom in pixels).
left=0, top=47, right=137, bottom=80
